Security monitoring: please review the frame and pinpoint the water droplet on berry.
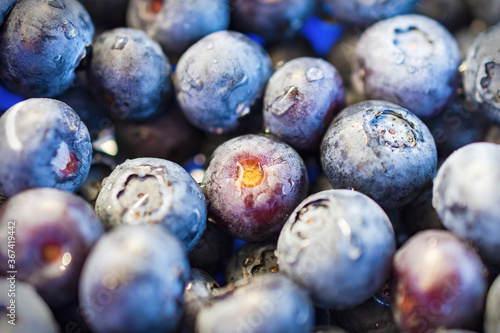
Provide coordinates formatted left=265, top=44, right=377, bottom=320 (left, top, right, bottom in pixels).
left=270, top=86, right=299, bottom=116
left=394, top=52, right=405, bottom=65
left=207, top=43, right=214, bottom=50
left=305, top=66, right=324, bottom=82
left=112, top=36, right=128, bottom=50
left=408, top=66, right=416, bottom=74
left=62, top=20, right=78, bottom=40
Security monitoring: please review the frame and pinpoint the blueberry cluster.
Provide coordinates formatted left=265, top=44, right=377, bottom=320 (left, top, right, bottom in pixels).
left=1, top=1, right=500, bottom=333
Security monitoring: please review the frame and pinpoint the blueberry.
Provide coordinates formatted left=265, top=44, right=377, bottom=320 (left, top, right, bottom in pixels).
left=195, top=274, right=314, bottom=333
left=79, top=224, right=190, bottom=333
left=174, top=30, right=272, bottom=133
left=432, top=142, right=500, bottom=264
left=95, top=157, right=207, bottom=252
left=179, top=268, right=219, bottom=333
left=323, top=0, right=418, bottom=26
left=0, top=0, right=94, bottom=97
left=425, top=95, right=485, bottom=160
left=485, top=273, right=500, bottom=333
left=463, top=23, right=500, bottom=124
left=224, top=241, right=279, bottom=284
left=189, top=221, right=234, bottom=276
left=352, top=14, right=462, bottom=119
left=0, top=188, right=104, bottom=308
left=88, top=27, right=171, bottom=120
left=114, top=105, right=204, bottom=164
left=0, top=98, right=92, bottom=197
left=263, top=57, right=345, bottom=150
left=202, top=134, right=308, bottom=241
left=127, top=0, right=230, bottom=57
left=0, top=280, right=60, bottom=333
left=321, top=100, right=437, bottom=210
left=277, top=189, right=396, bottom=309
left=79, top=0, right=129, bottom=29
left=330, top=281, right=398, bottom=333
left=415, top=0, right=471, bottom=32
left=229, top=0, right=314, bottom=42
left=392, top=230, right=487, bottom=332
left=0, top=0, right=15, bottom=26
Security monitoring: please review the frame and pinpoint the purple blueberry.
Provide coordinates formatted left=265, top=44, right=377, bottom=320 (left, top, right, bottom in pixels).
left=432, top=142, right=500, bottom=264
left=202, top=134, right=308, bottom=241
left=0, top=0, right=94, bottom=97
left=352, top=14, right=462, bottom=119
left=0, top=98, right=92, bottom=197
left=277, top=189, right=396, bottom=309
left=87, top=27, right=171, bottom=120
left=321, top=100, right=437, bottom=210
left=95, top=157, right=207, bottom=252
left=0, top=188, right=104, bottom=308
left=127, top=0, right=230, bottom=57
left=392, top=230, right=487, bottom=332
left=174, top=31, right=272, bottom=133
left=79, top=224, right=190, bottom=333
left=263, top=57, right=345, bottom=150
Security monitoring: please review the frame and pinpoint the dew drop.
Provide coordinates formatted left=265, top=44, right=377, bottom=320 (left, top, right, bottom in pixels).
left=270, top=85, right=299, bottom=116
left=213, top=59, right=218, bottom=64
left=408, top=66, right=416, bottom=74
left=394, top=52, right=405, bottom=65
left=112, top=36, right=128, bottom=50
left=207, top=43, right=214, bottom=50
left=236, top=103, right=250, bottom=117
left=305, top=66, right=324, bottom=82
left=62, top=20, right=78, bottom=40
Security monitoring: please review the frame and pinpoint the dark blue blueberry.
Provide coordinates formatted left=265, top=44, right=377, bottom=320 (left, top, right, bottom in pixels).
left=127, top=0, right=230, bottom=57
left=95, top=157, right=207, bottom=252
left=202, top=134, right=308, bottom=241
left=174, top=30, right=272, bottom=133
left=330, top=281, right=399, bottom=333
left=79, top=224, right=190, bottom=333
left=263, top=57, right=345, bottom=150
left=321, top=100, right=438, bottom=210
left=189, top=221, right=234, bottom=276
left=196, top=274, right=314, bottom=333
left=352, top=14, right=462, bottom=119
left=0, top=98, right=92, bottom=197
left=415, top=0, right=471, bottom=32
left=224, top=241, right=278, bottom=284
left=114, top=104, right=204, bottom=164
left=79, top=0, right=129, bottom=28
left=0, top=0, right=94, bottom=97
left=277, top=189, right=396, bottom=309
left=56, top=87, right=112, bottom=142
left=432, top=142, right=500, bottom=264
left=485, top=273, right=500, bottom=333
left=464, top=23, right=500, bottom=124
left=0, top=188, right=104, bottom=308
left=425, top=95, right=485, bottom=160
left=0, top=0, right=15, bottom=26
left=178, top=269, right=219, bottom=333
left=229, top=0, right=314, bottom=42
left=392, top=230, right=487, bottom=332
left=0, top=280, right=60, bottom=332
left=88, top=27, right=171, bottom=120
left=322, top=0, right=418, bottom=26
